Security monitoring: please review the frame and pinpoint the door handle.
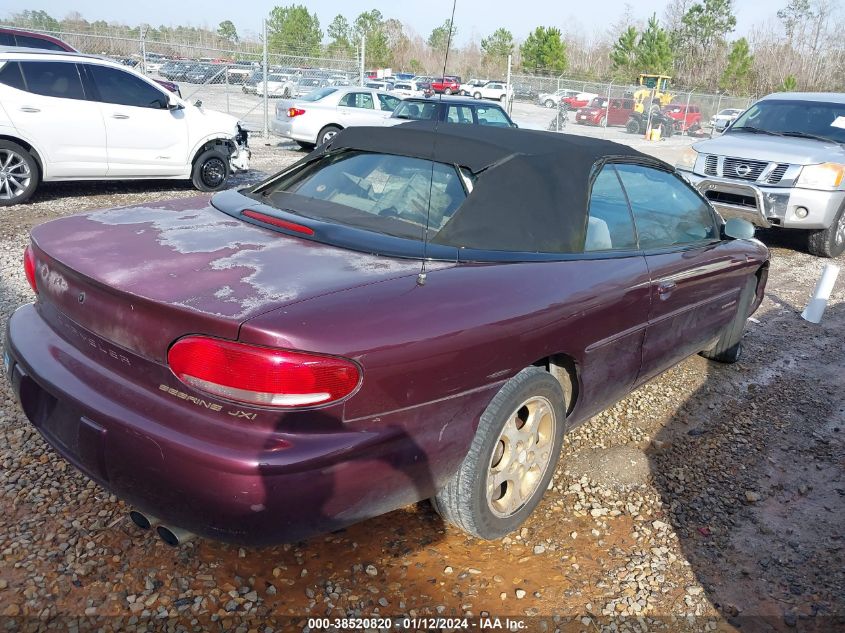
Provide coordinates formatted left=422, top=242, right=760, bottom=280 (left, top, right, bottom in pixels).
left=19, top=107, right=40, bottom=113
left=657, top=280, right=676, bottom=298
left=112, top=113, right=130, bottom=119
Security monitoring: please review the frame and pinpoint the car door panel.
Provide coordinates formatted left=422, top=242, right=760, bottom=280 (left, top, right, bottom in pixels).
left=85, top=64, right=188, bottom=176
left=3, top=61, right=107, bottom=178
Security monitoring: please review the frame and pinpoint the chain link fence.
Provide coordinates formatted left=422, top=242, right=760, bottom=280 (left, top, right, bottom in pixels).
left=10, top=29, right=362, bottom=136
left=510, top=72, right=756, bottom=138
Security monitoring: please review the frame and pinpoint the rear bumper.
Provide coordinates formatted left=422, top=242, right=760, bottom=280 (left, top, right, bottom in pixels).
left=5, top=304, right=487, bottom=545
left=269, top=118, right=313, bottom=144
left=680, top=170, right=845, bottom=230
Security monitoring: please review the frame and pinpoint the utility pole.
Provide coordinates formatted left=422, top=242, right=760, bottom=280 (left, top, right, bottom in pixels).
left=506, top=54, right=512, bottom=115
left=262, top=19, right=269, bottom=140
left=359, top=34, right=366, bottom=87
left=140, top=26, right=147, bottom=75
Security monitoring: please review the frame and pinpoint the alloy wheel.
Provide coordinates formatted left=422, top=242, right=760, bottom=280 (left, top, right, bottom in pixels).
left=0, top=149, right=32, bottom=201
left=836, top=211, right=845, bottom=246
left=486, top=396, right=556, bottom=518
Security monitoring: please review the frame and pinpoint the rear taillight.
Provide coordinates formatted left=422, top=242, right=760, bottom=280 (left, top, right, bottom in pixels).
left=24, top=245, right=37, bottom=294
left=167, top=336, right=360, bottom=408
left=287, top=107, right=305, bottom=118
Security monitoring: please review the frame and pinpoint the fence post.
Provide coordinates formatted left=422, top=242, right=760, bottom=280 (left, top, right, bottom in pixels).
left=684, top=90, right=692, bottom=135
left=139, top=27, right=146, bottom=75
left=506, top=54, right=512, bottom=116
left=359, top=35, right=365, bottom=87
left=262, top=19, right=269, bottom=140
left=604, top=81, right=612, bottom=129
left=225, top=63, right=230, bottom=114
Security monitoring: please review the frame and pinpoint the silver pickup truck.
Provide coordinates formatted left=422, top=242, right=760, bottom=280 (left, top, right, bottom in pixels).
left=677, top=92, right=845, bottom=257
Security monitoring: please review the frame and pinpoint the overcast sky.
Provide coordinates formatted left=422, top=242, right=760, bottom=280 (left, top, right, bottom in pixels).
left=4, top=0, right=778, bottom=43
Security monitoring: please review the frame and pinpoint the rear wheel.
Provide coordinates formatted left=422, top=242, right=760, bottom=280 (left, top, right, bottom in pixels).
left=626, top=118, right=641, bottom=134
left=444, top=88, right=453, bottom=95
left=191, top=149, right=229, bottom=192
left=500, top=94, right=507, bottom=102
left=0, top=141, right=39, bottom=206
left=473, top=92, right=482, bottom=99
left=431, top=367, right=565, bottom=539
left=317, top=125, right=342, bottom=147
left=807, top=204, right=845, bottom=258
left=544, top=99, right=555, bottom=108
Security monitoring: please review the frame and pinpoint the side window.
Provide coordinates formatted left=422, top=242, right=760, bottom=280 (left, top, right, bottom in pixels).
left=0, top=33, right=14, bottom=46
left=19, top=61, right=85, bottom=100
left=615, top=163, right=718, bottom=249
left=87, top=65, right=167, bottom=108
left=339, top=92, right=375, bottom=109
left=377, top=93, right=400, bottom=111
left=16, top=35, right=66, bottom=51
left=0, top=61, right=26, bottom=91
left=475, top=106, right=510, bottom=127
left=447, top=105, right=474, bottom=124
left=585, top=165, right=637, bottom=251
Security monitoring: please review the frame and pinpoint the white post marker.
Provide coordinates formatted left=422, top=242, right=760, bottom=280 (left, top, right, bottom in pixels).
left=801, top=263, right=841, bottom=324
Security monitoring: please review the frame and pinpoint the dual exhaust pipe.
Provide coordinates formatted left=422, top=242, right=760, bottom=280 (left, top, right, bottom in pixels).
left=129, top=510, right=195, bottom=546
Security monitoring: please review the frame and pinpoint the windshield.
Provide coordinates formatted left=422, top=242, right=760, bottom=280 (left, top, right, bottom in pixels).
left=393, top=100, right=438, bottom=120
left=300, top=87, right=338, bottom=102
left=253, top=151, right=470, bottom=240
left=730, top=99, right=845, bottom=142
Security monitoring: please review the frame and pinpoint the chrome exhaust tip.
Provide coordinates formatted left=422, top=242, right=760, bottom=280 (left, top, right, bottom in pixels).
left=129, top=510, right=161, bottom=530
left=156, top=524, right=196, bottom=547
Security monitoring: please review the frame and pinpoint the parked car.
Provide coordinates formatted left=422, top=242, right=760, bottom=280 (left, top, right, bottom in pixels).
left=293, top=77, right=329, bottom=97
left=562, top=92, right=598, bottom=110
left=226, top=61, right=254, bottom=84
left=512, top=83, right=538, bottom=101
left=0, top=27, right=71, bottom=51
left=625, top=109, right=678, bottom=137
left=663, top=103, right=702, bottom=132
left=677, top=92, right=845, bottom=257
left=391, top=81, right=425, bottom=98
left=255, top=73, right=295, bottom=98
left=538, top=89, right=578, bottom=108
left=710, top=108, right=744, bottom=132
left=5, top=122, right=768, bottom=546
left=575, top=97, right=634, bottom=127
left=0, top=48, right=250, bottom=205
left=459, top=78, right=491, bottom=95
left=388, top=96, right=517, bottom=128
left=468, top=81, right=512, bottom=103
left=431, top=77, right=461, bottom=94
left=270, top=86, right=401, bottom=148
left=158, top=59, right=192, bottom=81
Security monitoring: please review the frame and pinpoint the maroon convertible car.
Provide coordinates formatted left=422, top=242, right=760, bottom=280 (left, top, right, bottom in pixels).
left=4, top=123, right=768, bottom=546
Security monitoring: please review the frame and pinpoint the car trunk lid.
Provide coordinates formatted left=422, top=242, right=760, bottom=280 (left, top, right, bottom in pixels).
left=30, top=194, right=428, bottom=363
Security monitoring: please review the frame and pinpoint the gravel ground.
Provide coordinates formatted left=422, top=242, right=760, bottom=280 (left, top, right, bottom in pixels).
left=0, top=142, right=842, bottom=633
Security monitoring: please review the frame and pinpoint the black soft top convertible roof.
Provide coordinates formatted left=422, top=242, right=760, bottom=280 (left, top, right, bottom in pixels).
left=316, top=122, right=670, bottom=254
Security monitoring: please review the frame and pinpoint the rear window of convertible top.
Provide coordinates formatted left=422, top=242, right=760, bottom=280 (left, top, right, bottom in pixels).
left=253, top=151, right=474, bottom=241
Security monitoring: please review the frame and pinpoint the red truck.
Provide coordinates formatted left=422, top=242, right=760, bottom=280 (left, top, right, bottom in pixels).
left=663, top=103, right=702, bottom=132
left=431, top=76, right=461, bottom=94
left=575, top=97, right=634, bottom=127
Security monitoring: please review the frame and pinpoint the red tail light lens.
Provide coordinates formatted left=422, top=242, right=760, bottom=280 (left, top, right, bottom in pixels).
left=167, top=336, right=360, bottom=408
left=24, top=245, right=37, bottom=294
left=287, top=107, right=305, bottom=118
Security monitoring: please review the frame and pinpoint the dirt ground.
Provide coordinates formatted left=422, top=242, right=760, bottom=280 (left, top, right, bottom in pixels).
left=0, top=142, right=842, bottom=633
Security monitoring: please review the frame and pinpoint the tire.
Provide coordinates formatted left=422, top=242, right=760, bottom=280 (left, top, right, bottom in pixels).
left=700, top=276, right=757, bottom=363
left=432, top=366, right=566, bottom=540
left=191, top=149, right=230, bottom=192
left=0, top=140, right=39, bottom=206
left=444, top=88, right=452, bottom=95
left=317, top=125, right=342, bottom=147
left=544, top=99, right=555, bottom=108
left=473, top=92, right=482, bottom=100
left=599, top=116, right=607, bottom=127
left=626, top=118, right=640, bottom=134
left=807, top=204, right=845, bottom=258
left=500, top=94, right=507, bottom=103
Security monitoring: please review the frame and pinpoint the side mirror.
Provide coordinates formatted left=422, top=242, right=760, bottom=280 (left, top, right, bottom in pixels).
left=723, top=217, right=755, bottom=240
left=167, top=96, right=184, bottom=110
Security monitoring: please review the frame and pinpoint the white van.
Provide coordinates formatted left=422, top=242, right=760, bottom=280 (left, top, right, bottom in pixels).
left=0, top=48, right=250, bottom=206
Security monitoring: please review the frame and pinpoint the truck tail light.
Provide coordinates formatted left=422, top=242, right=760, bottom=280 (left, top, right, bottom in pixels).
left=167, top=336, right=360, bottom=408
left=24, top=245, right=37, bottom=294
left=287, top=107, right=305, bottom=118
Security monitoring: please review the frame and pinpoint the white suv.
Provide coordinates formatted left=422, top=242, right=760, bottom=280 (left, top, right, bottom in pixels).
left=0, top=48, right=250, bottom=206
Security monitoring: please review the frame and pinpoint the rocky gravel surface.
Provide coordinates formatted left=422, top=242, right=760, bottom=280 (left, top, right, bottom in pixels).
left=0, top=142, right=842, bottom=632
